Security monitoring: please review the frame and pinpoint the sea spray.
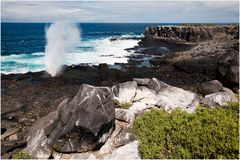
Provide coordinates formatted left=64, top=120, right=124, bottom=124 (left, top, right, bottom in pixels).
left=45, top=22, right=80, bottom=76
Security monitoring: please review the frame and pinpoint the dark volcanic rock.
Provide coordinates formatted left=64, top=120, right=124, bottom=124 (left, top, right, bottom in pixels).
left=226, top=66, right=239, bottom=84
left=217, top=50, right=239, bottom=86
left=144, top=26, right=215, bottom=42
left=224, top=25, right=239, bottom=39
left=200, top=80, right=223, bottom=95
left=97, top=63, right=126, bottom=83
left=173, top=57, right=219, bottom=78
left=26, top=84, right=115, bottom=158
left=1, top=127, right=7, bottom=134
left=1, top=140, right=27, bottom=155
left=133, top=25, right=213, bottom=55
left=147, top=26, right=157, bottom=35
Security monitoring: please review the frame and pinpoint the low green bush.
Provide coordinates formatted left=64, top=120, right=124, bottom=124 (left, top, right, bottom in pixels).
left=113, top=99, right=132, bottom=109
left=12, top=150, right=31, bottom=159
left=133, top=103, right=239, bottom=159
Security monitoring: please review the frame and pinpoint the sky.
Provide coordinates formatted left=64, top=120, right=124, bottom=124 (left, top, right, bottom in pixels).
left=1, top=1, right=239, bottom=23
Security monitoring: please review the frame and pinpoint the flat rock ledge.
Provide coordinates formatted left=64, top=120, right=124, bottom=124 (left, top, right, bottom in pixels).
left=26, top=78, right=237, bottom=159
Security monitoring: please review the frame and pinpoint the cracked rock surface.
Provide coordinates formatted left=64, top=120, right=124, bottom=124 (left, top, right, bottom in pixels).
left=26, top=84, right=115, bottom=158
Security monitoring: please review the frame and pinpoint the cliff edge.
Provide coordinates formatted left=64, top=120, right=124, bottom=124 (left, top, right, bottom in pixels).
left=144, top=25, right=238, bottom=42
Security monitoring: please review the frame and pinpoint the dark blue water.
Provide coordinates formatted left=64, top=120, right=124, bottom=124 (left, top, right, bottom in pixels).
left=1, top=23, right=174, bottom=74
left=1, top=23, right=168, bottom=56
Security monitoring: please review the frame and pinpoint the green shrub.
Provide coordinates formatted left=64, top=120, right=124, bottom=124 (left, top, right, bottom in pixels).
left=12, top=150, right=31, bottom=159
left=113, top=99, right=132, bottom=109
left=133, top=103, right=239, bottom=159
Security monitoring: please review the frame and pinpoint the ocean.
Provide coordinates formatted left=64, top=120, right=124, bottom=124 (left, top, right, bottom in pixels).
left=1, top=23, right=169, bottom=74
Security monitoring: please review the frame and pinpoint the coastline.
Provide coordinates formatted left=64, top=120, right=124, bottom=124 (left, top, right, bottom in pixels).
left=1, top=24, right=239, bottom=158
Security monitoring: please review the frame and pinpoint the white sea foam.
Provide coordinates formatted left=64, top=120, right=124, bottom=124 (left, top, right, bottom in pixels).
left=1, top=35, right=140, bottom=74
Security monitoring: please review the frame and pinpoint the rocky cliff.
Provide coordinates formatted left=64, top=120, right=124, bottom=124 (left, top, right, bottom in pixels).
left=144, top=26, right=214, bottom=42
left=144, top=25, right=238, bottom=42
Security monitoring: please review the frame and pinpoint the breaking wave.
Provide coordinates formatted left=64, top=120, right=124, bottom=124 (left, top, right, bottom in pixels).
left=1, top=35, right=141, bottom=74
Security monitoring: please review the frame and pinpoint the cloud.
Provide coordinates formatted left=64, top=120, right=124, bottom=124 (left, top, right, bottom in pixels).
left=1, top=1, right=239, bottom=23
left=93, top=1, right=239, bottom=23
left=1, top=1, right=96, bottom=22
left=203, top=1, right=239, bottom=13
